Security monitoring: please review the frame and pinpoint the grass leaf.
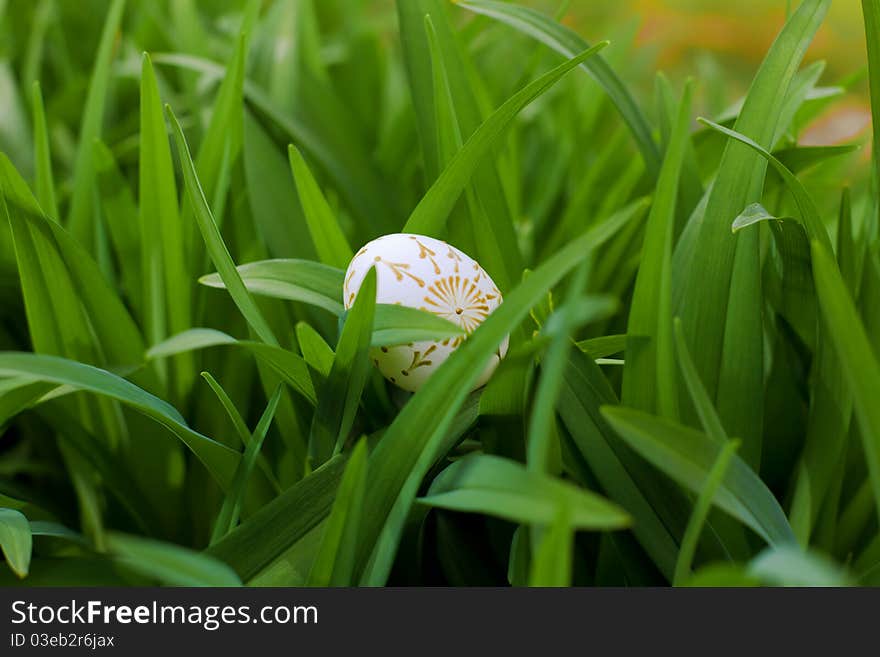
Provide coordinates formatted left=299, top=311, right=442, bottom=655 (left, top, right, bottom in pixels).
left=107, top=532, right=241, bottom=587
left=65, top=0, right=124, bottom=244
left=212, top=386, right=282, bottom=543
left=528, top=507, right=574, bottom=586
left=420, top=454, right=630, bottom=529
left=309, top=268, right=376, bottom=466
left=622, top=79, right=692, bottom=418
left=456, top=0, right=659, bottom=176
left=748, top=545, right=852, bottom=586
left=676, top=0, right=830, bottom=468
left=811, top=242, right=880, bottom=527
left=0, top=508, right=32, bottom=578
left=403, top=41, right=608, bottom=237
left=167, top=106, right=280, bottom=347
left=307, top=439, right=368, bottom=586
left=674, top=439, right=740, bottom=585
left=601, top=405, right=796, bottom=546
left=0, top=352, right=239, bottom=488
left=140, top=53, right=192, bottom=393
left=147, top=331, right=316, bottom=405
left=200, top=259, right=345, bottom=315
left=207, top=455, right=348, bottom=581
left=288, top=145, right=353, bottom=269
left=30, top=81, right=57, bottom=221
left=673, top=318, right=728, bottom=441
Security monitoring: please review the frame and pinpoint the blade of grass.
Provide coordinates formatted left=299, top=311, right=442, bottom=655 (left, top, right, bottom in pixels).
left=673, top=318, right=727, bottom=441
left=673, top=439, right=740, bottom=585
left=775, top=144, right=860, bottom=174
left=559, top=350, right=680, bottom=580
left=242, top=111, right=314, bottom=260
left=140, top=53, right=192, bottom=395
left=288, top=145, right=353, bottom=269
left=601, top=406, right=796, bottom=546
left=675, top=0, right=830, bottom=468
left=576, top=335, right=626, bottom=360
left=419, top=8, right=521, bottom=291
left=185, top=28, right=249, bottom=264
left=0, top=352, right=238, bottom=488
left=309, top=268, right=376, bottom=466
left=199, top=259, right=345, bottom=315
left=200, top=371, right=280, bottom=492
left=107, top=532, right=241, bottom=587
left=0, top=508, right=31, bottom=578
left=30, top=81, right=56, bottom=221
left=456, top=0, right=660, bottom=177
left=369, top=305, right=464, bottom=346
left=811, top=242, right=880, bottom=527
left=527, top=507, right=574, bottom=587
left=66, top=0, right=125, bottom=246
left=403, top=42, right=608, bottom=237
left=206, top=454, right=348, bottom=581
left=420, top=454, right=630, bottom=529
left=622, top=79, right=692, bottom=419
left=147, top=331, right=316, bottom=405
left=211, top=386, right=282, bottom=544
left=306, top=438, right=368, bottom=586
left=167, top=106, right=279, bottom=347
left=527, top=261, right=591, bottom=474
left=93, top=139, right=143, bottom=316
left=295, top=322, right=334, bottom=378
left=837, top=188, right=859, bottom=294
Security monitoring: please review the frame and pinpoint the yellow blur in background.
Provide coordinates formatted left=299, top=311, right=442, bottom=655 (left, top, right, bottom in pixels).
left=555, top=0, right=872, bottom=149
left=563, top=0, right=864, bottom=74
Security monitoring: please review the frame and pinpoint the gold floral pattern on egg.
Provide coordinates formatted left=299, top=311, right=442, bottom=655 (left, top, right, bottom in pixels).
left=423, top=275, right=490, bottom=336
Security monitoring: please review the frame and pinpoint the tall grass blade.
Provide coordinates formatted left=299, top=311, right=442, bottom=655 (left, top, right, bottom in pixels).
left=601, top=406, right=796, bottom=546
left=622, top=80, right=692, bottom=419
left=212, top=386, right=282, bottom=544
left=675, top=0, right=830, bottom=468
left=0, top=508, right=31, bottom=578
left=66, top=0, right=125, bottom=246
left=811, top=242, right=880, bottom=527
left=140, top=54, right=192, bottom=394
left=309, top=268, right=376, bottom=466
left=30, top=81, right=56, bottom=221
left=307, top=439, right=368, bottom=586
left=167, top=106, right=279, bottom=347
left=288, top=145, right=353, bottom=269
left=403, top=42, right=608, bottom=237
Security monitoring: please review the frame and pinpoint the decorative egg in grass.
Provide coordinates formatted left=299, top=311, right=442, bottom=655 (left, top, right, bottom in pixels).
left=343, top=233, right=508, bottom=392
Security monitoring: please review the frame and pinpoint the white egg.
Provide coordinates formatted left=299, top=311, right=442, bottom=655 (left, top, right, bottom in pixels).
left=343, top=233, right=508, bottom=392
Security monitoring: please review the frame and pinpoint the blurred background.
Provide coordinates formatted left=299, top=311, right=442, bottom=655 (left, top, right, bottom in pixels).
left=527, top=0, right=872, bottom=147
left=0, top=0, right=872, bottom=187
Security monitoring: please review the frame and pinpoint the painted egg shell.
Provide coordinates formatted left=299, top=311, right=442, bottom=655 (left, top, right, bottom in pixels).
left=343, top=233, right=508, bottom=392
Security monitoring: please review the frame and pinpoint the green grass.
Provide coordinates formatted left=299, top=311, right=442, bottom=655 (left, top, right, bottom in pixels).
left=0, top=0, right=877, bottom=586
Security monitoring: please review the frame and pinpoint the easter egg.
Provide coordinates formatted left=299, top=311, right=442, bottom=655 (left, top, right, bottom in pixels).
left=343, top=233, right=508, bottom=392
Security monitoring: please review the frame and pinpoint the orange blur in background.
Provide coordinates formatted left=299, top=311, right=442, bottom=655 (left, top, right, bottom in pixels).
left=555, top=0, right=872, bottom=151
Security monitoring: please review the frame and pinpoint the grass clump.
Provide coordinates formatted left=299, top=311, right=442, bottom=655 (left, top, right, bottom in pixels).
left=0, top=0, right=878, bottom=586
